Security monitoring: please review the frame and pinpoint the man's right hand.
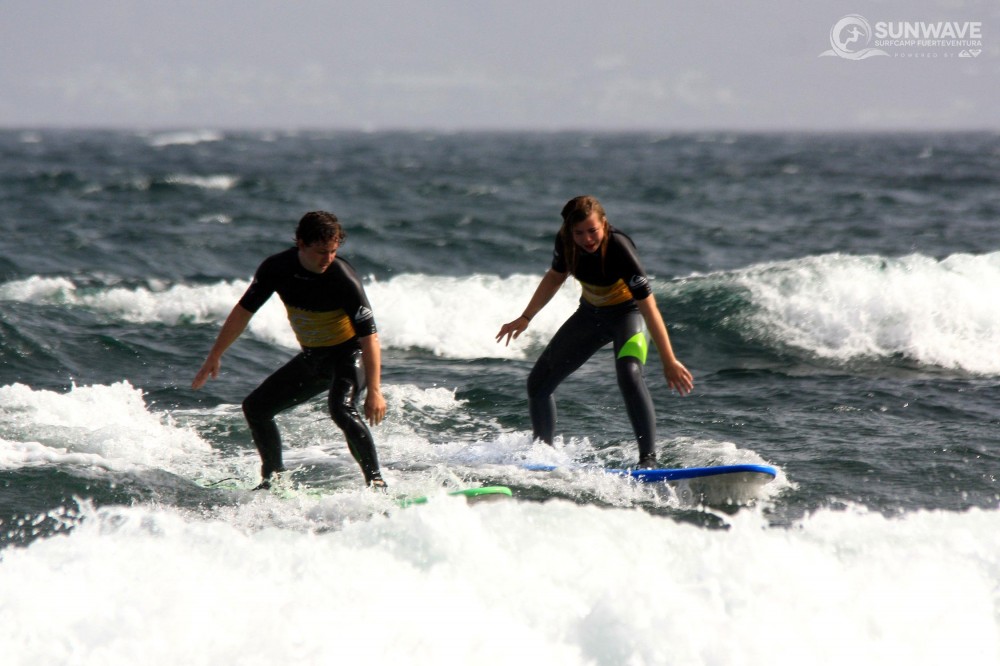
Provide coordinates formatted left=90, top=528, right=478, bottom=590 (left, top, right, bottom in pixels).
left=191, top=357, right=221, bottom=389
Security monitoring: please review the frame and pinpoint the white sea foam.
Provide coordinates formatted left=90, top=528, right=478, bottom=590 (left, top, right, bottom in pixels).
left=5, top=381, right=987, bottom=666
left=6, top=251, right=997, bottom=373
left=0, top=273, right=578, bottom=358
left=198, top=213, right=233, bottom=224
left=0, top=276, right=260, bottom=328
left=305, top=382, right=788, bottom=508
left=146, top=129, right=224, bottom=147
left=0, top=498, right=997, bottom=665
left=0, top=375, right=783, bottom=521
left=736, top=252, right=1000, bottom=374
left=0, top=381, right=211, bottom=473
left=163, top=174, right=239, bottom=190
left=0, top=275, right=77, bottom=302
left=367, top=273, right=578, bottom=358
left=0, top=438, right=110, bottom=470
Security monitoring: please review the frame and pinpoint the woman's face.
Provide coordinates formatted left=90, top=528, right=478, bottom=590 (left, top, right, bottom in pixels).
left=571, top=212, right=605, bottom=254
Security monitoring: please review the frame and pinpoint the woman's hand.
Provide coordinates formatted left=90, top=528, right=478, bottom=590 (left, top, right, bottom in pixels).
left=496, top=270, right=566, bottom=347
left=663, top=358, right=694, bottom=396
left=496, top=315, right=529, bottom=346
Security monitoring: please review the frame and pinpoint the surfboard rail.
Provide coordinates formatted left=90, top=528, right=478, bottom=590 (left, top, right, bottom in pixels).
left=398, top=485, right=513, bottom=507
left=524, top=463, right=777, bottom=484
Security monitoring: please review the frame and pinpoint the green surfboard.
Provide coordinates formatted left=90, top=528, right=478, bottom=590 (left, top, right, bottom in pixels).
left=398, top=485, right=512, bottom=507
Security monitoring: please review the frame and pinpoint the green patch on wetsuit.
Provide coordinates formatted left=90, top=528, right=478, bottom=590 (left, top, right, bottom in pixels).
left=616, top=331, right=648, bottom=364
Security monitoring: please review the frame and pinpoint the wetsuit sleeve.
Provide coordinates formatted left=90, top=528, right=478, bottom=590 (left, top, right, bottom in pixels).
left=614, top=232, right=653, bottom=301
left=338, top=262, right=378, bottom=337
left=238, top=258, right=278, bottom=313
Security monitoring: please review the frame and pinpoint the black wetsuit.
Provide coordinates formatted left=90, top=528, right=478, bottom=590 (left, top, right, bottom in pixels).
left=527, top=228, right=658, bottom=459
left=238, top=247, right=382, bottom=483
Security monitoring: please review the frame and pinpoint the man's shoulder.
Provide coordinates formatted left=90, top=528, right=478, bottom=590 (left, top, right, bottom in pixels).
left=266, top=246, right=298, bottom=264
left=318, top=255, right=357, bottom=279
left=257, top=246, right=297, bottom=269
left=333, top=254, right=357, bottom=270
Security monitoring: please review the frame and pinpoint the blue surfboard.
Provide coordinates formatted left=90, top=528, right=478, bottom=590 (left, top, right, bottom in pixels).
left=524, top=463, right=776, bottom=483
left=524, top=463, right=777, bottom=505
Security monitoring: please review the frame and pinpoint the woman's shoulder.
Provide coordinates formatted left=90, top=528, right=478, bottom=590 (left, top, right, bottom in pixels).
left=608, top=226, right=638, bottom=251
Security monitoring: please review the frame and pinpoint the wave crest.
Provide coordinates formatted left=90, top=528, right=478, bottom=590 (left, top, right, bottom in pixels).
left=733, top=252, right=1000, bottom=374
left=4, top=252, right=997, bottom=374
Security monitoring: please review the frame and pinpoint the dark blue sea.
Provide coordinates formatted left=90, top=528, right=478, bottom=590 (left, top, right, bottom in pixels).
left=1, top=129, right=998, bottom=664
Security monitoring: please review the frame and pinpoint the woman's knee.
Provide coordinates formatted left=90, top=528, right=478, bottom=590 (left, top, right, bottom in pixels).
left=615, top=358, right=646, bottom=392
left=526, top=366, right=552, bottom=399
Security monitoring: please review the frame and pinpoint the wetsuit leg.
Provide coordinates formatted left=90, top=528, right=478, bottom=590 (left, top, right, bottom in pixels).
left=242, top=353, right=329, bottom=478
left=527, top=306, right=611, bottom=444
left=611, top=308, right=657, bottom=460
left=327, top=346, right=382, bottom=484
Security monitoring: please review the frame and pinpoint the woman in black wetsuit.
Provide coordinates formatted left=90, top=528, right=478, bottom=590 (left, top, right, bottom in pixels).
left=496, top=196, right=693, bottom=468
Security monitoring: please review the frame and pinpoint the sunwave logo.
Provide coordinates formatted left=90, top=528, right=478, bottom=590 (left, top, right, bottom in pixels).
left=821, top=14, right=985, bottom=60
left=819, top=14, right=889, bottom=59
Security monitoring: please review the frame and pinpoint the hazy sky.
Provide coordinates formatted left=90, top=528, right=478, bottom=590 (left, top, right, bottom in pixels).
left=1, top=0, right=997, bottom=131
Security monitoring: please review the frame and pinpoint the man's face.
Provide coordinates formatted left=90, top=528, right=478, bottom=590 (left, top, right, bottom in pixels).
left=296, top=238, right=340, bottom=273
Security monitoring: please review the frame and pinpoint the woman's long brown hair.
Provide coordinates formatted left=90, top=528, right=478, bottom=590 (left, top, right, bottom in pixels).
left=559, top=195, right=610, bottom=274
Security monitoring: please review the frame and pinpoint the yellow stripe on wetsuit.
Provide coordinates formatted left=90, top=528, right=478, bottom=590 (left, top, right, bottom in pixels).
left=579, top=278, right=633, bottom=308
left=285, top=305, right=356, bottom=347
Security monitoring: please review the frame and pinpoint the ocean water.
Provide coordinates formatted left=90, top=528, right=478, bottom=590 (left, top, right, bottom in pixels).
left=1, top=129, right=999, bottom=664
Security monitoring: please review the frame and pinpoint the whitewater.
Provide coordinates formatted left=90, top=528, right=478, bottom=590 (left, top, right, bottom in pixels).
left=1, top=129, right=998, bottom=665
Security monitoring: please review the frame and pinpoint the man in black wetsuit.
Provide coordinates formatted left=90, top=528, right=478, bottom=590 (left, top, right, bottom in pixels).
left=192, top=211, right=387, bottom=490
left=497, top=196, right=693, bottom=468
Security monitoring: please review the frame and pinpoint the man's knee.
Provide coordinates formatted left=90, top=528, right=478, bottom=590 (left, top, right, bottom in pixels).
left=328, top=402, right=356, bottom=430
left=242, top=393, right=272, bottom=424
